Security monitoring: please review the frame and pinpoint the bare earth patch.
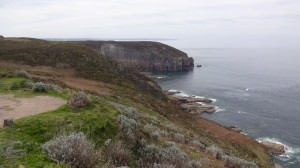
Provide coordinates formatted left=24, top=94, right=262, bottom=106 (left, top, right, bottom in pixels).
left=0, top=94, right=66, bottom=128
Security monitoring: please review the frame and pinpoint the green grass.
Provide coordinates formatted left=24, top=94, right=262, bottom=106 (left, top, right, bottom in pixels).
left=0, top=76, right=120, bottom=167
left=0, top=76, right=72, bottom=99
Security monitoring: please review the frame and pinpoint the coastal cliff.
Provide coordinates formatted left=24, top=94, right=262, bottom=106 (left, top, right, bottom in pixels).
left=79, top=41, right=194, bottom=71
left=0, top=38, right=274, bottom=168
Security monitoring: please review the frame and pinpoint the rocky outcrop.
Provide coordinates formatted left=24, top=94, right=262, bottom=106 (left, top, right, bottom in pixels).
left=0, top=35, right=4, bottom=39
left=260, top=141, right=285, bottom=155
left=166, top=90, right=216, bottom=114
left=78, top=41, right=194, bottom=72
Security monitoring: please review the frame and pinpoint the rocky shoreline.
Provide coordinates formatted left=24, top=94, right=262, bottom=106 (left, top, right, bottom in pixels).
left=166, top=89, right=286, bottom=167
left=166, top=90, right=217, bottom=115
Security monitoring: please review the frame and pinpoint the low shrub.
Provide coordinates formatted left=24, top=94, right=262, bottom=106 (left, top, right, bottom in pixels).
left=118, top=115, right=138, bottom=145
left=23, top=81, right=34, bottom=89
left=106, top=141, right=131, bottom=166
left=138, top=144, right=164, bottom=167
left=15, top=69, right=31, bottom=79
left=173, top=133, right=185, bottom=143
left=42, top=132, right=101, bottom=168
left=163, top=145, right=188, bottom=168
left=188, top=160, right=202, bottom=168
left=47, top=84, right=62, bottom=91
left=222, top=155, right=259, bottom=168
left=144, top=123, right=167, bottom=140
left=138, top=142, right=199, bottom=168
left=69, top=91, right=90, bottom=108
left=153, top=163, right=175, bottom=168
left=206, top=145, right=224, bottom=160
left=122, top=107, right=139, bottom=120
left=32, top=82, right=49, bottom=92
left=191, top=140, right=205, bottom=150
left=0, top=141, right=25, bottom=161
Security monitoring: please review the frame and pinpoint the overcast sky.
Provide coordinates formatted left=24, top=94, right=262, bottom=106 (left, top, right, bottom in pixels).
left=1, top=0, right=300, bottom=48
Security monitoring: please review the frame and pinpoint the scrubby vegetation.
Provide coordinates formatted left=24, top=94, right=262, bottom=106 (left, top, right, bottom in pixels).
left=42, top=132, right=101, bottom=168
left=68, top=91, right=90, bottom=108
left=0, top=39, right=274, bottom=168
left=106, top=141, right=131, bottom=166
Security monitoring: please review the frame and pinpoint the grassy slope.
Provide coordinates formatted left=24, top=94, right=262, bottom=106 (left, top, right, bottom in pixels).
left=0, top=75, right=118, bottom=167
left=0, top=38, right=274, bottom=168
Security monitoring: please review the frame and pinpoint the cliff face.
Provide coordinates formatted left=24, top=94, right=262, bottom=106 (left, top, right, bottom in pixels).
left=0, top=37, right=275, bottom=168
left=79, top=41, right=194, bottom=72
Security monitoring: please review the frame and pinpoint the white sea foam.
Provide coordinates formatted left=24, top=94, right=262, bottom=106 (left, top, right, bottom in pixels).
left=238, top=111, right=249, bottom=114
left=168, top=89, right=179, bottom=93
left=175, top=92, right=190, bottom=97
left=153, top=75, right=166, bottom=79
left=241, top=132, right=248, bottom=136
left=256, top=137, right=300, bottom=163
left=210, top=98, right=217, bottom=103
left=214, top=106, right=225, bottom=112
left=196, top=102, right=208, bottom=106
left=192, top=95, right=205, bottom=99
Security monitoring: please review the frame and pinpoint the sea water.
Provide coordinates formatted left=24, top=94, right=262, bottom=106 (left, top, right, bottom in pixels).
left=155, top=47, right=300, bottom=168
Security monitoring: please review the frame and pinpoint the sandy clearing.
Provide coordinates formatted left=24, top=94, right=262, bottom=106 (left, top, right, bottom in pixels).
left=0, top=94, right=66, bottom=128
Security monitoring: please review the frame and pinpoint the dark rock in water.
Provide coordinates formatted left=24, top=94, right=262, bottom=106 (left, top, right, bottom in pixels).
left=177, top=96, right=212, bottom=104
left=180, top=103, right=216, bottom=114
left=196, top=65, right=202, bottom=67
left=78, top=41, right=194, bottom=72
left=166, top=90, right=181, bottom=95
left=260, top=141, right=285, bottom=155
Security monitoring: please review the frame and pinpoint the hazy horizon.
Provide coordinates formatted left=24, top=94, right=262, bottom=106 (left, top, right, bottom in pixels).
left=1, top=0, right=300, bottom=48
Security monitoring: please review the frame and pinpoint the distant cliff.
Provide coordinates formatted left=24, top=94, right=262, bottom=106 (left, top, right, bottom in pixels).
left=79, top=41, right=194, bottom=72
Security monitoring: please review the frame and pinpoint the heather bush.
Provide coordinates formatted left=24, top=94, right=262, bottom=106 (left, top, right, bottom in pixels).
left=15, top=69, right=31, bottom=79
left=144, top=123, right=157, bottom=132
left=69, top=91, right=90, bottom=108
left=47, top=84, right=62, bottom=91
left=106, top=141, right=131, bottom=166
left=32, top=82, right=49, bottom=92
left=0, top=141, right=24, bottom=161
left=173, top=133, right=185, bottom=143
left=118, top=115, right=138, bottom=145
left=42, top=132, right=101, bottom=168
left=191, top=140, right=205, bottom=150
left=23, top=81, right=34, bottom=89
left=163, top=145, right=188, bottom=167
left=153, top=163, right=175, bottom=168
left=138, top=141, right=200, bottom=168
left=144, top=124, right=164, bottom=140
left=221, top=155, right=259, bottom=168
left=30, top=82, right=62, bottom=92
left=206, top=145, right=224, bottom=160
left=163, top=122, right=179, bottom=131
left=188, top=160, right=202, bottom=168
left=122, top=107, right=139, bottom=120
left=152, top=130, right=161, bottom=140
left=138, top=144, right=164, bottom=167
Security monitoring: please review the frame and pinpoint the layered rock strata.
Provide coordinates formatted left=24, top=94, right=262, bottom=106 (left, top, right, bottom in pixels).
left=79, top=41, right=194, bottom=72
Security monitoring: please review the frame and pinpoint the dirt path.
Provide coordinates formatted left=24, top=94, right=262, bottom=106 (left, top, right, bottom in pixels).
left=0, top=94, right=66, bottom=128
